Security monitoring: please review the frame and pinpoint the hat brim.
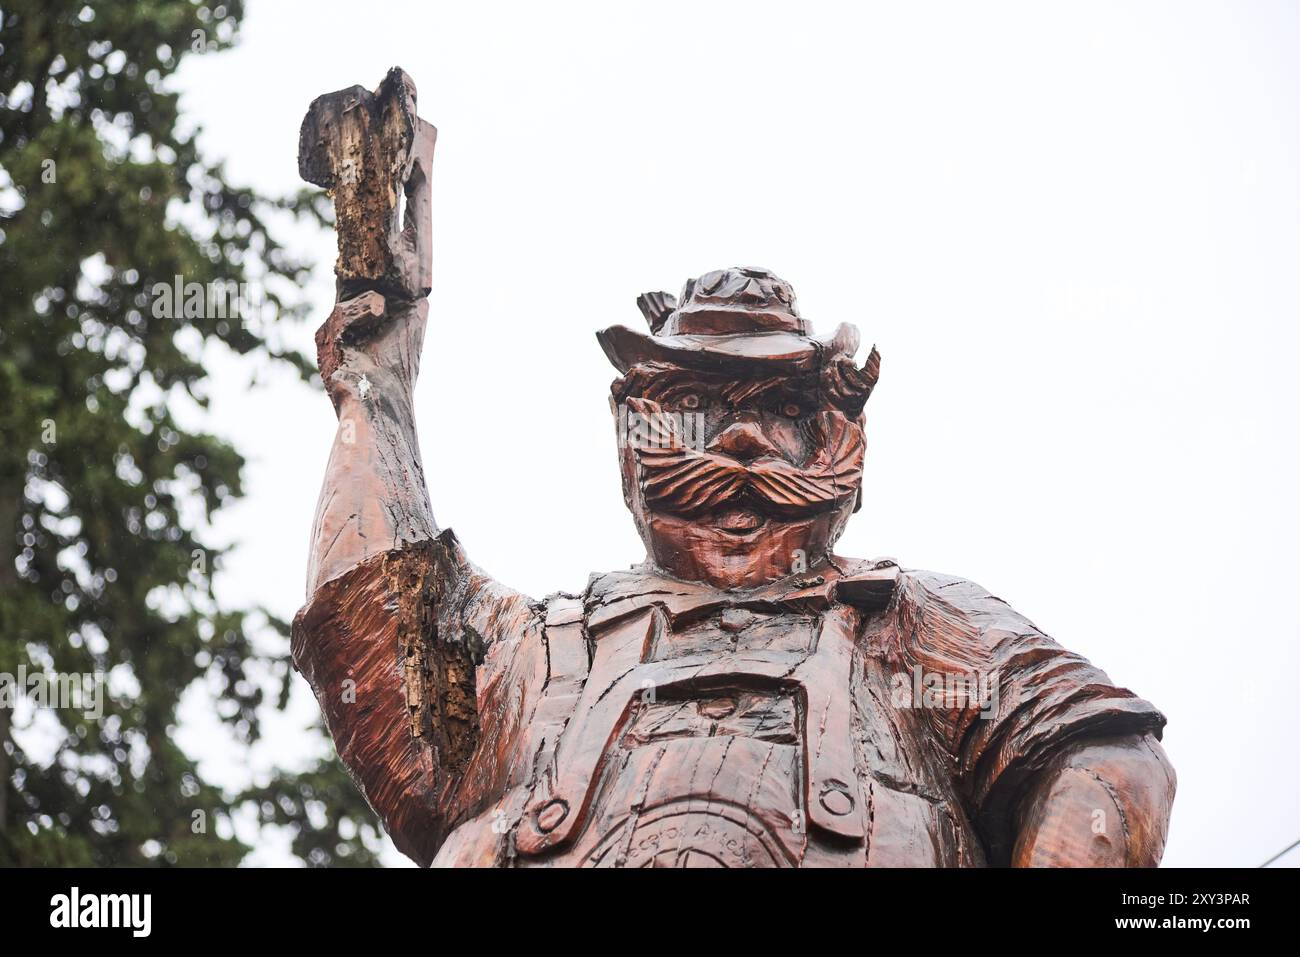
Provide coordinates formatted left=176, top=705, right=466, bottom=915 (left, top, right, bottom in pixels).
left=597, top=322, right=860, bottom=376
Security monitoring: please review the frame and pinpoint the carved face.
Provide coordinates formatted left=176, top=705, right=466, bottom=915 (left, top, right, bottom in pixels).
left=611, top=363, right=865, bottom=589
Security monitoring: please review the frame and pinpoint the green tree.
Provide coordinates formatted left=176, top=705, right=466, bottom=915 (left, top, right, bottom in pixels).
left=0, top=0, right=383, bottom=865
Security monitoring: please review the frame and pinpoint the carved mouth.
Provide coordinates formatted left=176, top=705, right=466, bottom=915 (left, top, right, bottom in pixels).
left=713, top=507, right=767, bottom=536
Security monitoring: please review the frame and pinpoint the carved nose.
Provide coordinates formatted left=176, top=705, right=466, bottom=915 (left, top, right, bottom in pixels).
left=707, top=421, right=782, bottom=462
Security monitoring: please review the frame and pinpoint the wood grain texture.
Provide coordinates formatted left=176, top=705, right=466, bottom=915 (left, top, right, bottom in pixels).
left=291, top=69, right=1175, bottom=867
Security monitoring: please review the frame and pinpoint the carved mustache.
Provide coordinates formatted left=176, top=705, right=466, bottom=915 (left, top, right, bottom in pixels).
left=624, top=398, right=865, bottom=518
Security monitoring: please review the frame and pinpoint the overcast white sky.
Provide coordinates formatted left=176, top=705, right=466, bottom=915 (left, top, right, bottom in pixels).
left=167, top=0, right=1298, bottom=867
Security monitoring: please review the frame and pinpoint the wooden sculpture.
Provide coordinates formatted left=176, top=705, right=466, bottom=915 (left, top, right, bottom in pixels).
left=292, top=69, right=1175, bottom=867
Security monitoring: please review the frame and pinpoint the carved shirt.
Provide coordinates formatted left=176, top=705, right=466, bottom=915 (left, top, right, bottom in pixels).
left=292, top=534, right=1166, bottom=867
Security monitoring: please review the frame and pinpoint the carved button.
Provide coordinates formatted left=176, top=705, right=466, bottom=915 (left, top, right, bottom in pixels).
left=818, top=780, right=855, bottom=817
left=535, top=799, right=569, bottom=833
left=699, top=697, right=737, bottom=719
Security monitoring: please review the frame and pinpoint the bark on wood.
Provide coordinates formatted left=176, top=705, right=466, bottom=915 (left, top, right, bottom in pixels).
left=299, top=67, right=434, bottom=300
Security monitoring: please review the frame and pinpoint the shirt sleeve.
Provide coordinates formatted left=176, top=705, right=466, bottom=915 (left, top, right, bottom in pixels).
left=887, top=569, right=1166, bottom=852
left=291, top=528, right=538, bottom=865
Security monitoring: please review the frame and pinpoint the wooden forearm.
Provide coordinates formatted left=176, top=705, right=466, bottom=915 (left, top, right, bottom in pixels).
left=299, top=68, right=438, bottom=595
left=1011, top=732, right=1176, bottom=867
left=305, top=294, right=436, bottom=594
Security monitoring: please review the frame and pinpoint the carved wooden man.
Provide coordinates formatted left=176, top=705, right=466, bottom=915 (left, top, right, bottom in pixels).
left=293, top=69, right=1175, bottom=867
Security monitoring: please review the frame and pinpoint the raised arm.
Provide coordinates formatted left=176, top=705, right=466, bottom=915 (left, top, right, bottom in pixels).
left=290, top=69, right=535, bottom=865
left=298, top=67, right=437, bottom=591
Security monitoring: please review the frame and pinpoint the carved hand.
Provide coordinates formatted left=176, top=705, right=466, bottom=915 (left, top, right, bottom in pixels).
left=315, top=291, right=427, bottom=415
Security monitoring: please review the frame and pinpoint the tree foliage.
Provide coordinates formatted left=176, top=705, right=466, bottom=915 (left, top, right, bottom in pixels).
left=0, top=0, right=383, bottom=866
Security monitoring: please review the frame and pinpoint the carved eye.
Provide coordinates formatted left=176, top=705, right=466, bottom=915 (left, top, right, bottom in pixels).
left=780, top=401, right=803, bottom=418
left=681, top=393, right=701, bottom=410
